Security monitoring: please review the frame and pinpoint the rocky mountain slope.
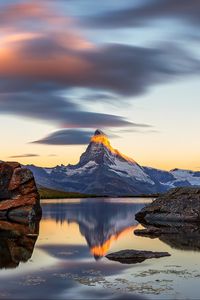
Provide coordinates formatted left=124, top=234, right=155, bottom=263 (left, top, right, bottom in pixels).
left=27, top=129, right=200, bottom=196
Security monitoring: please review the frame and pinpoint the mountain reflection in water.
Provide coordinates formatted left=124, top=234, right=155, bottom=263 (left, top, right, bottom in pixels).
left=41, top=198, right=149, bottom=259
left=1, top=199, right=200, bottom=299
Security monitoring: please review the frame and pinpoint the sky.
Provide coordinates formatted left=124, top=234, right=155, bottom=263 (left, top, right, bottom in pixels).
left=0, top=0, right=199, bottom=170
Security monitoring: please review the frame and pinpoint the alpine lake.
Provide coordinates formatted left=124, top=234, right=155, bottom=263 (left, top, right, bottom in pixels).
left=0, top=198, right=200, bottom=300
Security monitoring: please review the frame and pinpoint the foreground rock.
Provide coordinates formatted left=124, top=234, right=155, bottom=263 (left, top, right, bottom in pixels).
left=135, top=187, right=200, bottom=225
left=106, top=250, right=170, bottom=264
left=0, top=162, right=42, bottom=223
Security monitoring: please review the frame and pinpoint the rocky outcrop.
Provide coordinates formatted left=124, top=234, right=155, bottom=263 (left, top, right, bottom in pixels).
left=135, top=187, right=200, bottom=252
left=0, top=162, right=41, bottom=223
left=135, top=187, right=200, bottom=225
left=106, top=250, right=170, bottom=264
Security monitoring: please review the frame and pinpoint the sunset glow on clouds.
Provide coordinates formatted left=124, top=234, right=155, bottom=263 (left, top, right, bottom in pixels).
left=0, top=0, right=199, bottom=170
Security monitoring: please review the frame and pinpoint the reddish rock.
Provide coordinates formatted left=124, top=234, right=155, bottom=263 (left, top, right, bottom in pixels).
left=8, top=167, right=33, bottom=191
left=0, top=162, right=41, bottom=223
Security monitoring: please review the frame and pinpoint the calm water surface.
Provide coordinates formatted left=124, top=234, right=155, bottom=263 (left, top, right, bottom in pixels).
left=0, top=198, right=200, bottom=299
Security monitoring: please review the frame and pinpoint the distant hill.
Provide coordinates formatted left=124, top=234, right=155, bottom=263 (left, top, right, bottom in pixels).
left=38, top=186, right=95, bottom=199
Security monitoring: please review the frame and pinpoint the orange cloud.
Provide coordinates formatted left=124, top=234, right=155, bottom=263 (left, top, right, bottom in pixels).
left=0, top=1, right=63, bottom=28
left=0, top=45, right=91, bottom=80
left=0, top=0, right=95, bottom=84
left=0, top=1, right=198, bottom=98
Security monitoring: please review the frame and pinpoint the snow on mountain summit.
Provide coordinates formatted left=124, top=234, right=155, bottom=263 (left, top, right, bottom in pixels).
left=27, top=129, right=200, bottom=195
left=82, top=129, right=136, bottom=164
left=63, top=129, right=152, bottom=184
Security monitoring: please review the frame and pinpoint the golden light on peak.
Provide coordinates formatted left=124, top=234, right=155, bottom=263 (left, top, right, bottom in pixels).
left=91, top=133, right=136, bottom=163
left=91, top=134, right=112, bottom=149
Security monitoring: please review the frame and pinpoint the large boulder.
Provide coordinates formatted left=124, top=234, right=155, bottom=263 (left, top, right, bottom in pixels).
left=0, top=162, right=42, bottom=223
left=135, top=187, right=200, bottom=225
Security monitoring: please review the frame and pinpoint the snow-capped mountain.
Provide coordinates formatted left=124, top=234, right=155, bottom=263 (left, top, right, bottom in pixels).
left=143, top=166, right=200, bottom=190
left=27, top=129, right=200, bottom=196
left=170, top=168, right=200, bottom=186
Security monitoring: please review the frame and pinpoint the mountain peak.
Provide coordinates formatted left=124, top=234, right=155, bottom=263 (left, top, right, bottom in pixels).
left=78, top=128, right=137, bottom=167
left=88, top=129, right=136, bottom=164
left=94, top=129, right=106, bottom=136
left=91, top=129, right=111, bottom=150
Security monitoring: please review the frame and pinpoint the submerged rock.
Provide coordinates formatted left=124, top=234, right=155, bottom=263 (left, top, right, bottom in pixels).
left=106, top=250, right=170, bottom=264
left=0, top=162, right=42, bottom=223
left=135, top=187, right=200, bottom=225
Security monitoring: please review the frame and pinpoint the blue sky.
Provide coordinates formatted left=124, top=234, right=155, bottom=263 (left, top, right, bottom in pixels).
left=0, top=0, right=199, bottom=170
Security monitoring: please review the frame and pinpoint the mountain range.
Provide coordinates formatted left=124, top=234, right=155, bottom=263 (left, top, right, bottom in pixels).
left=27, top=129, right=200, bottom=196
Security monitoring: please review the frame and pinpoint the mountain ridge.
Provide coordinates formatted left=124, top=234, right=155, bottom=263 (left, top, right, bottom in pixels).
left=26, top=129, right=200, bottom=196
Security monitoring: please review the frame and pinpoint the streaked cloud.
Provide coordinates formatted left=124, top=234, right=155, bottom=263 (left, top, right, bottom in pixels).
left=9, top=153, right=40, bottom=158
left=32, top=124, right=153, bottom=145
left=32, top=129, right=94, bottom=145
left=0, top=0, right=199, bottom=146
left=0, top=93, right=136, bottom=128
left=0, top=39, right=199, bottom=96
left=84, top=0, right=200, bottom=29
